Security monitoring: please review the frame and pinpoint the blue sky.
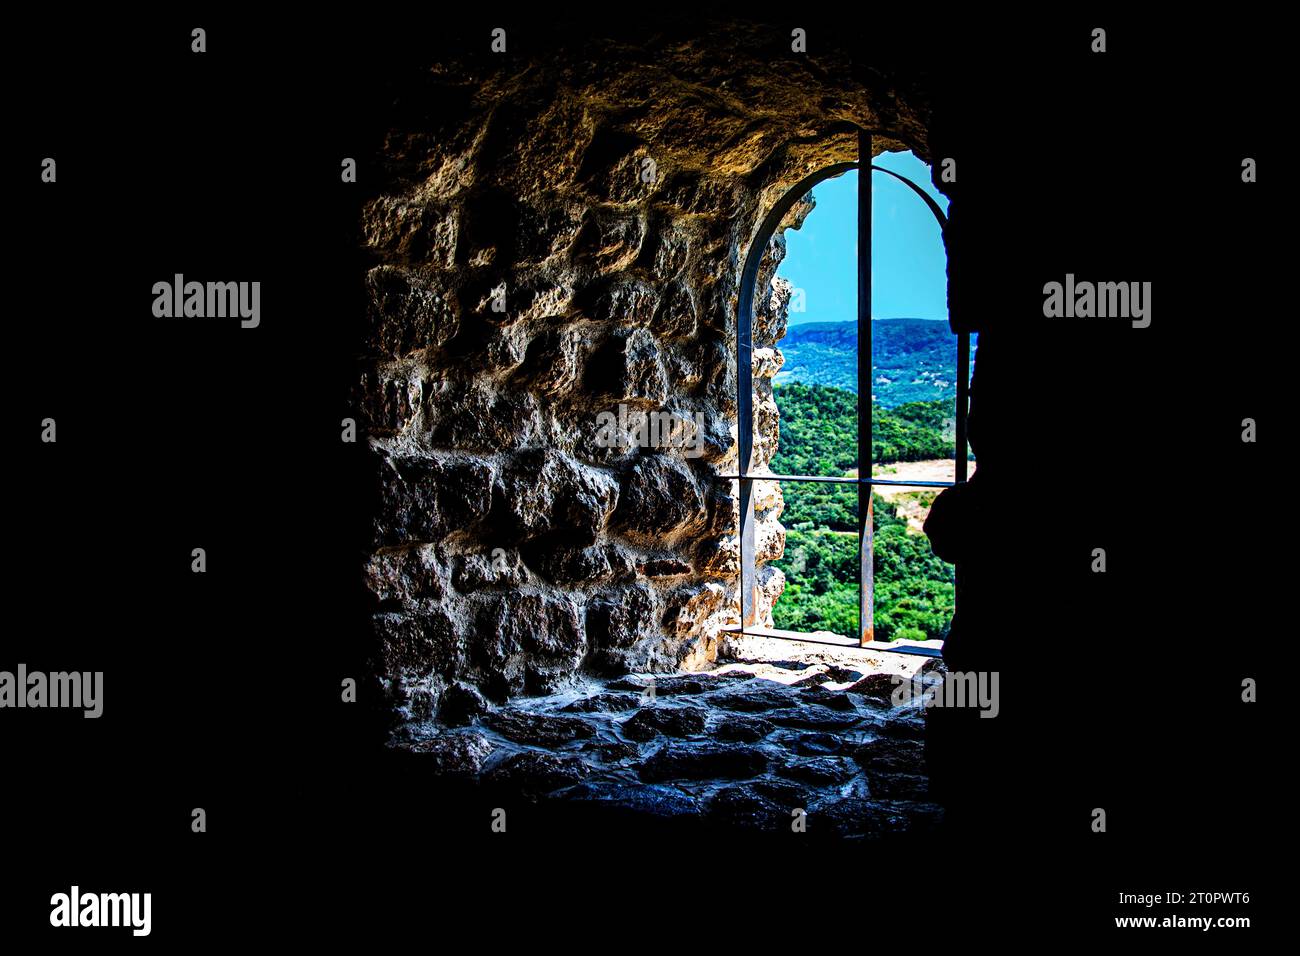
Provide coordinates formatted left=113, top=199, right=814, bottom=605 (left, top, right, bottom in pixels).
left=779, top=151, right=949, bottom=325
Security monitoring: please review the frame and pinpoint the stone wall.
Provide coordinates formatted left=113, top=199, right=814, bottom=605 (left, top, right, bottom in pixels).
left=356, top=23, right=934, bottom=723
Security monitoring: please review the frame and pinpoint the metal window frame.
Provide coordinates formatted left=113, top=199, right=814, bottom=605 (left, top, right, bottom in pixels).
left=725, top=129, right=969, bottom=651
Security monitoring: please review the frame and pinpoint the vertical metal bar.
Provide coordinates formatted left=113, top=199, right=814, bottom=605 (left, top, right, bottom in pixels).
left=858, top=129, right=873, bottom=646
left=955, top=332, right=970, bottom=483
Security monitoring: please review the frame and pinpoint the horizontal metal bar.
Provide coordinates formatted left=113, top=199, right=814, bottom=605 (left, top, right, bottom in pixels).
left=714, top=473, right=957, bottom=488
left=722, top=626, right=860, bottom=648
left=717, top=473, right=856, bottom=484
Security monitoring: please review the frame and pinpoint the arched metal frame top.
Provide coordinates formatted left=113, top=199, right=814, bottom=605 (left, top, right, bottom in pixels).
left=730, top=139, right=966, bottom=648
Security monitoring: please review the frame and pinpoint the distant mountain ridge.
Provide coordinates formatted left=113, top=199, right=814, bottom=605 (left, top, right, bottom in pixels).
left=774, top=317, right=967, bottom=407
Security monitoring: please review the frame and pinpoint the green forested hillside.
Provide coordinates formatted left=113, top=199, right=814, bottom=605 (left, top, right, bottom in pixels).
left=769, top=381, right=956, bottom=641
left=773, top=382, right=953, bottom=471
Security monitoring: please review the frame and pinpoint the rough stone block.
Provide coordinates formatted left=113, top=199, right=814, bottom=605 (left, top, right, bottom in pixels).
left=372, top=453, right=493, bottom=548
left=364, top=265, right=458, bottom=357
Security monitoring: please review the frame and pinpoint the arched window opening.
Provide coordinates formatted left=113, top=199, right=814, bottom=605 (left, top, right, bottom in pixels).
left=724, top=130, right=970, bottom=655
